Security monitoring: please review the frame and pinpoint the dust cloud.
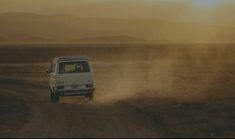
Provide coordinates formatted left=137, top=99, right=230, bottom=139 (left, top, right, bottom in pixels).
left=93, top=45, right=235, bottom=104
left=0, top=45, right=234, bottom=105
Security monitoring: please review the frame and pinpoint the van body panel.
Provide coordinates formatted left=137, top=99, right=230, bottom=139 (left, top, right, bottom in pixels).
left=48, top=56, right=95, bottom=98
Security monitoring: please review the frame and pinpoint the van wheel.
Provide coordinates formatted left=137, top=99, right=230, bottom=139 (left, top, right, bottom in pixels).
left=54, top=93, right=60, bottom=102
left=88, top=93, right=94, bottom=100
left=50, top=91, right=60, bottom=102
left=50, top=91, right=55, bottom=102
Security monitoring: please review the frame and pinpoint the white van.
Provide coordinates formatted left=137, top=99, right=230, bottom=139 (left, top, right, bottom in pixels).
left=47, top=56, right=95, bottom=102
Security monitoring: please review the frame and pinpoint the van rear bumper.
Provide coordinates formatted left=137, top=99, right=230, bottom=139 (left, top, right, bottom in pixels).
left=57, top=89, right=95, bottom=96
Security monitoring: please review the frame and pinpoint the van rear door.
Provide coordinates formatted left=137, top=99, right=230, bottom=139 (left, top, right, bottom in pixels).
left=56, top=61, right=93, bottom=90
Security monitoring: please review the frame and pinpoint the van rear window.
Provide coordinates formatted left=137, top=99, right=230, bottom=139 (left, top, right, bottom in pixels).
left=59, top=61, right=90, bottom=74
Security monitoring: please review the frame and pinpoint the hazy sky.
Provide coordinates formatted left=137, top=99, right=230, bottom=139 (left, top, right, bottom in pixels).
left=0, top=0, right=234, bottom=42
left=0, top=0, right=234, bottom=24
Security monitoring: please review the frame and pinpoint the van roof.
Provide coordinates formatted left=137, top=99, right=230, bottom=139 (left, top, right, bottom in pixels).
left=53, top=55, right=89, bottom=63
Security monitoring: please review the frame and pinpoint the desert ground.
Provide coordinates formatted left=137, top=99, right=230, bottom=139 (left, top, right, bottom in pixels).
left=0, top=44, right=235, bottom=138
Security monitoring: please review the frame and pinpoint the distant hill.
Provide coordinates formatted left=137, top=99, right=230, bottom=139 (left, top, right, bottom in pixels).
left=0, top=34, right=52, bottom=43
left=0, top=12, right=154, bottom=43
left=70, top=36, right=146, bottom=43
left=0, top=12, right=234, bottom=43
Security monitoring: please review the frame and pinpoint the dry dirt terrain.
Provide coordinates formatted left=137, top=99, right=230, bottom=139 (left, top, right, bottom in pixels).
left=0, top=44, right=235, bottom=138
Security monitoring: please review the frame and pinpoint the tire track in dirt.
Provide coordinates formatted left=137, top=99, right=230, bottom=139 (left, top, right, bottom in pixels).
left=0, top=82, right=160, bottom=137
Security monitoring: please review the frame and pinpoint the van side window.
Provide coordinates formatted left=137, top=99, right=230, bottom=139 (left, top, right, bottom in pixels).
left=50, top=63, right=56, bottom=73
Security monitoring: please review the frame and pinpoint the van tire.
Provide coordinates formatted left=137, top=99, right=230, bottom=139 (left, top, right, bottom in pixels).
left=88, top=93, right=94, bottom=100
left=50, top=91, right=55, bottom=102
left=54, top=92, right=60, bottom=102
left=50, top=91, right=59, bottom=102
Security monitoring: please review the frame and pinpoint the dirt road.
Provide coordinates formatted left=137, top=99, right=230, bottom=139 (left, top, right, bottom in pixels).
left=1, top=79, right=162, bottom=138
left=1, top=45, right=235, bottom=137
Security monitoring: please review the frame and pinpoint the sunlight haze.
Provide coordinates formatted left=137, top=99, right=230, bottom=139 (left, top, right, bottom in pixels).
left=0, top=0, right=234, bottom=43
left=0, top=0, right=234, bottom=20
